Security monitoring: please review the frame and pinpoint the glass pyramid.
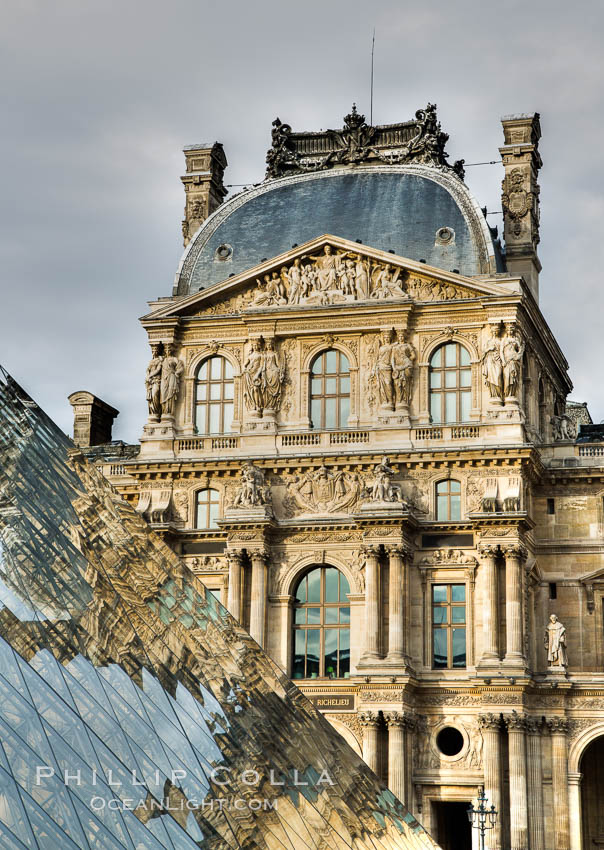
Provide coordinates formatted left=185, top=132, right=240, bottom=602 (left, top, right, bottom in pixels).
left=0, top=366, right=440, bottom=850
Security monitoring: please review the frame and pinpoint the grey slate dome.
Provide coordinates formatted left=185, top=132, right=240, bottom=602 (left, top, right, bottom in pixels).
left=174, top=164, right=502, bottom=296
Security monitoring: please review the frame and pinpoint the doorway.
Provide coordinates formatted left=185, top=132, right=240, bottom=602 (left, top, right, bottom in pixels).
left=432, top=801, right=472, bottom=850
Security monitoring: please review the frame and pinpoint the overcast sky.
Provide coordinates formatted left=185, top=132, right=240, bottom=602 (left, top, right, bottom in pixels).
left=1, top=0, right=603, bottom=440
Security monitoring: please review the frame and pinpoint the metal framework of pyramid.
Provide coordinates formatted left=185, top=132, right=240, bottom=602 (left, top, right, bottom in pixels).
left=0, top=365, right=440, bottom=850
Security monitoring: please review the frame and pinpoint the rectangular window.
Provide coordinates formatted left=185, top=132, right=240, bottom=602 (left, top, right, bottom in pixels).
left=432, top=584, right=466, bottom=669
left=547, top=498, right=555, bottom=515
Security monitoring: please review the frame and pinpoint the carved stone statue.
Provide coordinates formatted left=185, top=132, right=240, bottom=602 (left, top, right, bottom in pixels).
left=286, top=465, right=362, bottom=514
left=482, top=326, right=504, bottom=402
left=251, top=273, right=287, bottom=307
left=551, top=413, right=578, bottom=442
left=233, top=463, right=270, bottom=508
left=370, top=264, right=407, bottom=300
left=545, top=614, right=568, bottom=667
left=243, top=338, right=285, bottom=417
left=243, top=339, right=265, bottom=414
left=501, top=324, right=524, bottom=399
left=145, top=344, right=164, bottom=421
left=373, top=330, right=395, bottom=410
left=391, top=330, right=416, bottom=408
left=263, top=339, right=285, bottom=412
left=160, top=344, right=184, bottom=418
left=369, top=457, right=401, bottom=502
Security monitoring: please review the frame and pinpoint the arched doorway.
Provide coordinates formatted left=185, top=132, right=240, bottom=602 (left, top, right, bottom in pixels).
left=581, top=735, right=604, bottom=848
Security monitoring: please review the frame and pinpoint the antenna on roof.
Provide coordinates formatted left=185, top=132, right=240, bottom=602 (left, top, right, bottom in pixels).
left=370, top=28, right=376, bottom=125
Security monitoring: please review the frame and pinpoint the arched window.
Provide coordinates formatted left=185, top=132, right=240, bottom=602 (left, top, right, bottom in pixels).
left=195, top=488, right=220, bottom=529
left=436, top=480, right=461, bottom=521
left=195, top=356, right=234, bottom=435
left=292, top=567, right=350, bottom=679
left=429, top=343, right=471, bottom=424
left=310, top=350, right=350, bottom=429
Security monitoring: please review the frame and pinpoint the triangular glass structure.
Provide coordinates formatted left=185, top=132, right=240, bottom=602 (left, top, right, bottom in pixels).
left=0, top=366, right=440, bottom=850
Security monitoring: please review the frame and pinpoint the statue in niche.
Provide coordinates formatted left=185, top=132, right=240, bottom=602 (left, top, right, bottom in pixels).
left=481, top=325, right=504, bottom=402
left=368, top=457, right=402, bottom=503
left=370, top=264, right=407, bottom=299
left=243, top=339, right=266, bottom=413
left=145, top=344, right=164, bottom=420
left=243, top=337, right=285, bottom=416
left=544, top=614, right=568, bottom=668
left=263, top=339, right=285, bottom=411
left=160, top=344, right=184, bottom=418
left=391, top=330, right=416, bottom=408
left=233, top=463, right=270, bottom=508
left=501, top=323, right=524, bottom=399
left=286, top=465, right=362, bottom=514
left=372, top=330, right=395, bottom=410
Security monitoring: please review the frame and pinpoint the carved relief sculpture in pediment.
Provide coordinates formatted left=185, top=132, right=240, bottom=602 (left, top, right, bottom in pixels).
left=242, top=337, right=285, bottom=417
left=285, top=465, right=363, bottom=515
left=420, top=549, right=477, bottom=566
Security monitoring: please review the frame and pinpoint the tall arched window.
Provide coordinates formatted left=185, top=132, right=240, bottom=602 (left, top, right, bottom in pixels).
left=292, top=567, right=350, bottom=679
left=429, top=343, right=471, bottom=424
left=436, top=479, right=461, bottom=521
left=310, top=350, right=350, bottom=429
left=195, top=488, right=220, bottom=529
left=195, top=356, right=234, bottom=434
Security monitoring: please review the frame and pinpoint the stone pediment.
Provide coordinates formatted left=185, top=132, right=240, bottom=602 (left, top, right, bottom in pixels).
left=145, top=235, right=515, bottom=321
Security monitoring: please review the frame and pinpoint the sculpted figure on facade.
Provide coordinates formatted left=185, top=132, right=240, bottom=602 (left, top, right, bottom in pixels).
left=545, top=613, right=568, bottom=668
left=370, top=264, right=407, bottom=300
left=372, top=330, right=396, bottom=410
left=145, top=344, right=164, bottom=420
left=233, top=463, right=270, bottom=508
left=391, top=330, right=416, bottom=407
left=368, top=457, right=402, bottom=503
left=160, top=345, right=184, bottom=418
left=243, top=337, right=285, bottom=417
left=501, top=323, right=524, bottom=399
left=252, top=273, right=287, bottom=307
left=286, top=465, right=362, bottom=514
left=482, top=325, right=504, bottom=402
left=551, top=413, right=578, bottom=442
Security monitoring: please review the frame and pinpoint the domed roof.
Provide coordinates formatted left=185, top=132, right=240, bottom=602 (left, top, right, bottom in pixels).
left=174, top=165, right=502, bottom=296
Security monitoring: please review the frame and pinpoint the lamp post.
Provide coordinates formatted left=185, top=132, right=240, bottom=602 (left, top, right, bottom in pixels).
left=467, top=789, right=497, bottom=850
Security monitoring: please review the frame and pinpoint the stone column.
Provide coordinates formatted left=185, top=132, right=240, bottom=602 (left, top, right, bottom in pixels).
left=503, top=544, right=526, bottom=664
left=504, top=712, right=529, bottom=850
left=478, top=544, right=499, bottom=663
left=360, top=711, right=380, bottom=774
left=478, top=714, right=503, bottom=850
left=384, top=712, right=406, bottom=803
left=226, top=550, right=243, bottom=621
left=249, top=550, right=268, bottom=648
left=526, top=718, right=545, bottom=850
left=547, top=717, right=571, bottom=850
left=387, top=546, right=408, bottom=663
left=360, top=546, right=381, bottom=663
left=568, top=772, right=582, bottom=850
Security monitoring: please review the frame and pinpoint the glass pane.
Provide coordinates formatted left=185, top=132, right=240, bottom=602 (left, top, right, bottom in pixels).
left=338, top=629, right=350, bottom=677
left=223, top=381, right=234, bottom=399
left=452, top=607, right=466, bottom=623
left=325, top=608, right=338, bottom=624
left=325, top=569, right=339, bottom=602
left=209, top=404, right=220, bottom=433
left=325, top=350, right=337, bottom=372
left=452, top=584, right=466, bottom=601
left=461, top=391, right=471, bottom=422
left=445, top=371, right=457, bottom=388
left=196, top=505, right=207, bottom=529
left=450, top=480, right=461, bottom=493
left=325, top=398, right=337, bottom=429
left=312, top=378, right=322, bottom=395
left=210, top=383, right=221, bottom=400
left=307, top=608, right=321, bottom=624
left=207, top=588, right=222, bottom=604
left=208, top=501, right=219, bottom=529
left=198, top=360, right=208, bottom=380
left=339, top=376, right=350, bottom=393
left=195, top=405, right=207, bottom=432
left=432, top=607, right=447, bottom=624
left=325, top=378, right=337, bottom=395
left=445, top=392, right=457, bottom=423
left=293, top=631, right=306, bottom=678
left=311, top=355, right=323, bottom=374
left=197, top=383, right=207, bottom=401
left=430, top=393, right=442, bottom=423
left=306, top=630, right=320, bottom=677
left=224, top=359, right=234, bottom=379
left=445, top=344, right=457, bottom=367
left=223, top=403, right=233, bottom=433
left=295, top=608, right=306, bottom=624
left=339, top=573, right=350, bottom=599
left=295, top=576, right=307, bottom=603
left=460, top=369, right=471, bottom=387
left=430, top=371, right=441, bottom=388
left=460, top=346, right=471, bottom=366
left=307, top=570, right=321, bottom=603
left=339, top=355, right=349, bottom=373
left=324, top=629, right=337, bottom=677
left=210, top=357, right=222, bottom=380
left=433, top=630, right=447, bottom=668
left=431, top=348, right=442, bottom=367
left=436, top=480, right=448, bottom=494
left=437, top=495, right=449, bottom=520
left=311, top=399, right=322, bottom=427
left=450, top=494, right=461, bottom=521
left=339, top=397, right=350, bottom=426
left=339, top=606, right=350, bottom=623
left=432, top=585, right=447, bottom=602
left=452, top=628, right=466, bottom=667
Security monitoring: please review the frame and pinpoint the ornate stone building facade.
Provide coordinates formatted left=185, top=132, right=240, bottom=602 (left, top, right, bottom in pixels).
left=96, top=105, right=604, bottom=850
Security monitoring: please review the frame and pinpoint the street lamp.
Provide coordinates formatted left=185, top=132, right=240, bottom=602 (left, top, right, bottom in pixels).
left=467, top=789, right=497, bottom=850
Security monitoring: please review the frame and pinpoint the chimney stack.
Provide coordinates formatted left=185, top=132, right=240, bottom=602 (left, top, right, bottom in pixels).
left=181, top=142, right=227, bottom=247
left=68, top=392, right=118, bottom=448
left=499, top=113, right=542, bottom=301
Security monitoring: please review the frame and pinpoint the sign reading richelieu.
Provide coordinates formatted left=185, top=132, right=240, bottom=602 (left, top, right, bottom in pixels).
left=307, top=694, right=355, bottom=711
